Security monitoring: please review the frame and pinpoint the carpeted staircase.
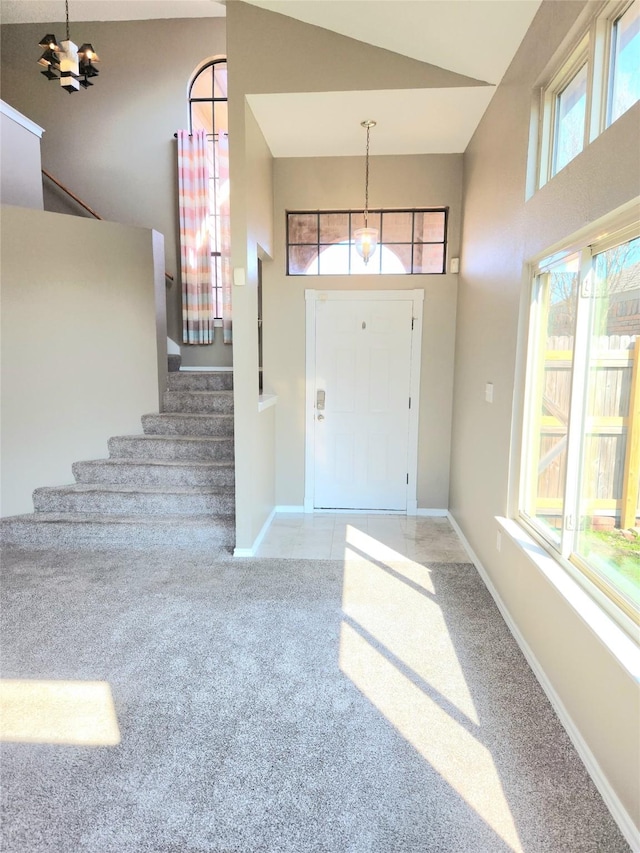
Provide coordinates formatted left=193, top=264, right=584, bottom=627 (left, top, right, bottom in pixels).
left=0, top=371, right=236, bottom=550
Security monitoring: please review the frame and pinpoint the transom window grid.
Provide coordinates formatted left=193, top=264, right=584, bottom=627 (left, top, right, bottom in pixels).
left=520, top=225, right=640, bottom=629
left=537, top=1, right=639, bottom=189
left=189, top=59, right=228, bottom=318
left=286, top=209, right=448, bottom=276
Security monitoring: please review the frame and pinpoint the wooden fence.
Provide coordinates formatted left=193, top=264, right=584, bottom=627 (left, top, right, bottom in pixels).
left=537, top=334, right=640, bottom=528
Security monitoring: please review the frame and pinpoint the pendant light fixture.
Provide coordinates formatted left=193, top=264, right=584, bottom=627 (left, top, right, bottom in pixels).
left=354, top=120, right=378, bottom=265
left=38, top=0, right=100, bottom=92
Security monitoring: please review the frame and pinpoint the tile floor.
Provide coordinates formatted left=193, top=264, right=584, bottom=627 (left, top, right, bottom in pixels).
left=254, top=512, right=470, bottom=562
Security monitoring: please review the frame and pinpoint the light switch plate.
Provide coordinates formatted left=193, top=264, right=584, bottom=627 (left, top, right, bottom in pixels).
left=485, top=382, right=494, bottom=403
left=233, top=267, right=246, bottom=287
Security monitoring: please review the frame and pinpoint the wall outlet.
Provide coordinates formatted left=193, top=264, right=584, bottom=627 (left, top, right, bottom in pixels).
left=450, top=257, right=460, bottom=273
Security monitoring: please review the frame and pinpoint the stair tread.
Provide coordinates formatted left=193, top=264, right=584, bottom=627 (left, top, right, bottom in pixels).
left=165, top=390, right=233, bottom=395
left=143, top=412, right=234, bottom=418
left=35, top=484, right=234, bottom=497
left=6, top=512, right=234, bottom=526
left=76, top=458, right=234, bottom=468
left=114, top=434, right=232, bottom=442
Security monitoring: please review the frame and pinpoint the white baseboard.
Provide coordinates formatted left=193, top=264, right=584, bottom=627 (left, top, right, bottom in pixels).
left=233, top=507, right=276, bottom=558
left=446, top=512, right=640, bottom=851
left=275, top=505, right=305, bottom=514
left=416, top=507, right=448, bottom=517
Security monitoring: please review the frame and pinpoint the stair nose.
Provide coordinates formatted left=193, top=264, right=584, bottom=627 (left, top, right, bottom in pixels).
left=141, top=413, right=234, bottom=437
left=1, top=513, right=235, bottom=550
left=163, top=390, right=234, bottom=414
left=108, top=435, right=234, bottom=462
left=167, top=370, right=233, bottom=391
left=73, top=459, right=235, bottom=488
left=33, top=484, right=236, bottom=516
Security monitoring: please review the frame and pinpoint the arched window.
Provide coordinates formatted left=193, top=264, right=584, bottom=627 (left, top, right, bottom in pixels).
left=188, top=59, right=228, bottom=319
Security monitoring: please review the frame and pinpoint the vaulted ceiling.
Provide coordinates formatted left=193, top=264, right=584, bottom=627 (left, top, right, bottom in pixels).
left=1, top=0, right=543, bottom=156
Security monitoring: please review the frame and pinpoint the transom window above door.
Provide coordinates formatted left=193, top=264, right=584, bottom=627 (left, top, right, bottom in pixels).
left=286, top=209, right=448, bottom=275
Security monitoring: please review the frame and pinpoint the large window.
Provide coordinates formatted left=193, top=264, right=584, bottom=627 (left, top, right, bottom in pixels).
left=608, top=0, right=640, bottom=124
left=521, top=224, right=640, bottom=624
left=286, top=209, right=448, bottom=275
left=537, top=1, right=639, bottom=188
left=189, top=59, right=228, bottom=318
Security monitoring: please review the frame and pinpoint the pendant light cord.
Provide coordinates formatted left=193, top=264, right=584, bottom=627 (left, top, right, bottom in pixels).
left=364, top=123, right=371, bottom=228
left=65, top=0, right=70, bottom=41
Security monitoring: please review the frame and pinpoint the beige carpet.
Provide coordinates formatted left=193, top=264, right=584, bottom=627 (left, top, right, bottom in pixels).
left=0, top=545, right=631, bottom=852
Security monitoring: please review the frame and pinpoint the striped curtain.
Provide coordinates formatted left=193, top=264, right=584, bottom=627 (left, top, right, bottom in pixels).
left=218, top=133, right=233, bottom=344
left=178, top=130, right=214, bottom=345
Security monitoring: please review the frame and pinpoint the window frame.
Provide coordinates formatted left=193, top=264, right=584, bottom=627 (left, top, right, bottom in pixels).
left=518, top=215, right=640, bottom=634
left=537, top=1, right=638, bottom=190
left=286, top=207, right=449, bottom=276
left=539, top=34, right=591, bottom=185
left=606, top=0, right=640, bottom=126
left=188, top=57, right=228, bottom=320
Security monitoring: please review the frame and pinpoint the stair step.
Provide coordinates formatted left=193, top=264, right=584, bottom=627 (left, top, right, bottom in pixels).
left=1, top=513, right=235, bottom=551
left=108, top=434, right=234, bottom=462
left=163, top=390, right=233, bottom=414
left=73, top=459, right=234, bottom=488
left=167, top=371, right=233, bottom=391
left=33, top=484, right=235, bottom=516
left=141, top=412, right=234, bottom=437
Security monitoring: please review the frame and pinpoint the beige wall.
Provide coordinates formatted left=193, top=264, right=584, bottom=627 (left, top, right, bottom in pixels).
left=0, top=206, right=164, bottom=517
left=266, top=155, right=462, bottom=509
left=226, top=6, right=276, bottom=548
left=0, top=103, right=43, bottom=209
left=0, top=17, right=229, bottom=367
left=451, top=0, right=640, bottom=830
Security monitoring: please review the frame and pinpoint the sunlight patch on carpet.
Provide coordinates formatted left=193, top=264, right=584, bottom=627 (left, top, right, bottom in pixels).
left=0, top=679, right=121, bottom=746
left=340, top=529, right=523, bottom=853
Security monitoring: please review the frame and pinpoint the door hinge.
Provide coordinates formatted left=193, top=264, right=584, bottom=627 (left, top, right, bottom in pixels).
left=406, top=473, right=409, bottom=485
left=408, top=397, right=412, bottom=409
left=411, top=317, right=415, bottom=330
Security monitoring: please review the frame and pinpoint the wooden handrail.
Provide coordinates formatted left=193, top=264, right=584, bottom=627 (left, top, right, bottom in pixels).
left=41, top=168, right=174, bottom=282
left=42, top=168, right=103, bottom=220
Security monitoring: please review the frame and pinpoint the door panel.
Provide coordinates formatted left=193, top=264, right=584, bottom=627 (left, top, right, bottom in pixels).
left=314, top=299, right=413, bottom=510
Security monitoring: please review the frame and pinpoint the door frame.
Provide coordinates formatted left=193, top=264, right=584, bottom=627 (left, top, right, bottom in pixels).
left=304, top=289, right=424, bottom=514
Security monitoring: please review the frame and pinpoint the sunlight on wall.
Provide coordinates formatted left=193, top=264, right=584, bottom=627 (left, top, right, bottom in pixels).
left=0, top=679, right=121, bottom=746
left=339, top=526, right=522, bottom=853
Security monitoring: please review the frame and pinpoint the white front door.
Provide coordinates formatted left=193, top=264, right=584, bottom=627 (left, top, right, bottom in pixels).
left=312, top=297, right=414, bottom=510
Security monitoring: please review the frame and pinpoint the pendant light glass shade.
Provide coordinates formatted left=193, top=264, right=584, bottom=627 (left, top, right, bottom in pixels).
left=355, top=120, right=378, bottom=265
left=354, top=227, right=378, bottom=264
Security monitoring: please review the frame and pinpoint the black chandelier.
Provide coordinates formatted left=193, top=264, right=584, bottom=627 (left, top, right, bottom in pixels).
left=38, top=0, right=100, bottom=93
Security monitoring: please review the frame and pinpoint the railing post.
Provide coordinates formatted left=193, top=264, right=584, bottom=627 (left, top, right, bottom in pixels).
left=620, top=337, right=640, bottom=530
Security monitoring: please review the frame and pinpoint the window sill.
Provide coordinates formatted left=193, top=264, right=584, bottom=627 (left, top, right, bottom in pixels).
left=258, top=394, right=278, bottom=413
left=496, top=516, right=639, bottom=679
